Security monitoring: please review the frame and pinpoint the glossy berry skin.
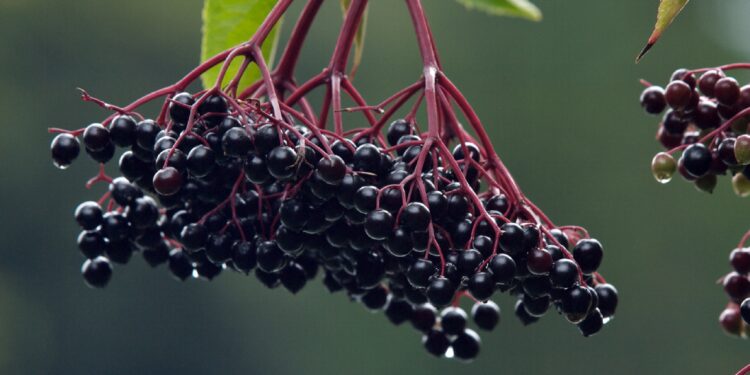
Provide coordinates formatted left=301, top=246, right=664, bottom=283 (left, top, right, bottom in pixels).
left=385, top=299, right=414, bottom=325
left=361, top=286, right=388, bottom=310
left=180, top=223, right=208, bottom=251
left=573, top=239, right=603, bottom=274
left=715, top=77, right=741, bottom=106
left=316, top=155, right=347, bottom=185
left=81, top=256, right=112, bottom=288
left=280, top=262, right=307, bottom=294
left=387, top=119, right=412, bottom=146
left=205, top=233, right=233, bottom=263
left=266, top=146, right=298, bottom=180
left=471, top=301, right=500, bottom=331
left=550, top=259, right=579, bottom=288
left=730, top=248, right=750, bottom=274
left=595, top=283, right=619, bottom=318
left=436, top=308, right=466, bottom=337
left=128, top=196, right=159, bottom=229
left=401, top=202, right=431, bottom=232
left=231, top=241, right=257, bottom=274
left=456, top=249, right=483, bottom=277
left=168, top=249, right=193, bottom=281
left=169, top=92, right=195, bottom=124
left=718, top=138, right=739, bottom=166
left=561, top=285, right=594, bottom=323
left=118, top=151, right=147, bottom=181
left=385, top=227, right=413, bottom=257
left=364, top=209, right=394, bottom=241
left=468, top=272, right=495, bottom=301
left=741, top=298, right=750, bottom=324
left=77, top=230, right=106, bottom=259
left=135, top=120, right=160, bottom=150
left=354, top=185, right=378, bottom=214
left=473, top=235, right=494, bottom=258
left=109, top=178, right=142, bottom=207
left=253, top=125, right=281, bottom=156
left=109, top=115, right=137, bottom=147
left=426, top=277, right=455, bottom=307
left=527, top=248, right=553, bottom=275
left=153, top=167, right=183, bottom=196
left=499, top=223, right=525, bottom=254
left=698, top=70, right=723, bottom=97
left=353, top=144, right=382, bottom=173
left=723, top=272, right=750, bottom=303
left=451, top=329, right=480, bottom=361
left=523, top=295, right=550, bottom=317
left=86, top=140, right=115, bottom=163
left=82, top=123, right=111, bottom=152
left=142, top=243, right=169, bottom=267
left=187, top=145, right=216, bottom=177
left=74, top=201, right=103, bottom=230
left=661, top=110, right=688, bottom=135
left=411, top=304, right=437, bottom=333
left=407, top=259, right=436, bottom=288
left=244, top=154, right=270, bottom=184
left=222, top=127, right=252, bottom=157
left=694, top=101, right=720, bottom=130
left=198, top=94, right=228, bottom=125
left=488, top=253, right=516, bottom=284
left=640, top=86, right=667, bottom=114
left=578, top=308, right=604, bottom=337
left=682, top=143, right=713, bottom=178
left=422, top=330, right=450, bottom=357
left=256, top=241, right=286, bottom=273
left=101, top=213, right=131, bottom=242
left=664, top=81, right=693, bottom=110
left=51, top=133, right=81, bottom=168
left=720, top=305, right=744, bottom=336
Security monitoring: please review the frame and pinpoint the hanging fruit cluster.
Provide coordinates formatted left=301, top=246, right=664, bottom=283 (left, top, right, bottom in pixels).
left=50, top=0, right=617, bottom=361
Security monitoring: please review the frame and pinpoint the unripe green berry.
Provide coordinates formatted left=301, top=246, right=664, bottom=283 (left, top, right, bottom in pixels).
left=735, top=135, right=750, bottom=165
left=694, top=174, right=717, bottom=194
left=733, top=172, right=750, bottom=197
left=651, top=152, right=677, bottom=184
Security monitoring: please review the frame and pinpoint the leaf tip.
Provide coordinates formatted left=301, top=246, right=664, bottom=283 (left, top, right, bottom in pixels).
left=635, top=42, right=654, bottom=63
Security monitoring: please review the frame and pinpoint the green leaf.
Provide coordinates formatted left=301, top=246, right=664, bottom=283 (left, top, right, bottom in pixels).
left=636, top=0, right=689, bottom=63
left=340, top=0, right=368, bottom=77
left=200, top=0, right=281, bottom=90
left=456, top=0, right=542, bottom=21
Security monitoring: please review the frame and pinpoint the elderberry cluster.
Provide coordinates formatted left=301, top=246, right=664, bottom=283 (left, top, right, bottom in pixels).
left=51, top=85, right=618, bottom=361
left=722, top=247, right=750, bottom=337
left=639, top=68, right=750, bottom=193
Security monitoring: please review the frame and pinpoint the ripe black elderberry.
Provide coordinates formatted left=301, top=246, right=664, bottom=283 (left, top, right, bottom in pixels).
left=471, top=301, right=500, bottom=331
left=422, top=329, right=450, bottom=357
left=169, top=92, right=195, bottom=124
left=640, top=86, right=666, bottom=114
left=82, top=256, right=112, bottom=288
left=110, top=115, right=137, bottom=147
left=74, top=201, right=103, bottom=230
left=153, top=167, right=183, bottom=196
left=681, top=144, right=712, bottom=178
left=573, top=239, right=603, bottom=274
left=51, top=133, right=81, bottom=168
left=83, top=123, right=111, bottom=152
left=451, top=329, right=480, bottom=361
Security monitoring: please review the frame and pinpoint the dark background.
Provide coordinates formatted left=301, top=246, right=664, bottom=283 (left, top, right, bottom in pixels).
left=0, top=0, right=748, bottom=373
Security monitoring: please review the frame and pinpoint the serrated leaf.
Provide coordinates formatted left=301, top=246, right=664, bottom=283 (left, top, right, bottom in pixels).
left=636, top=0, right=689, bottom=63
left=201, top=0, right=281, bottom=90
left=340, top=0, right=368, bottom=77
left=456, top=0, right=542, bottom=21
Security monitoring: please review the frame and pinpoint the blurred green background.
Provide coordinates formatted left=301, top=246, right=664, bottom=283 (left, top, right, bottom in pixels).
left=1, top=0, right=748, bottom=373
